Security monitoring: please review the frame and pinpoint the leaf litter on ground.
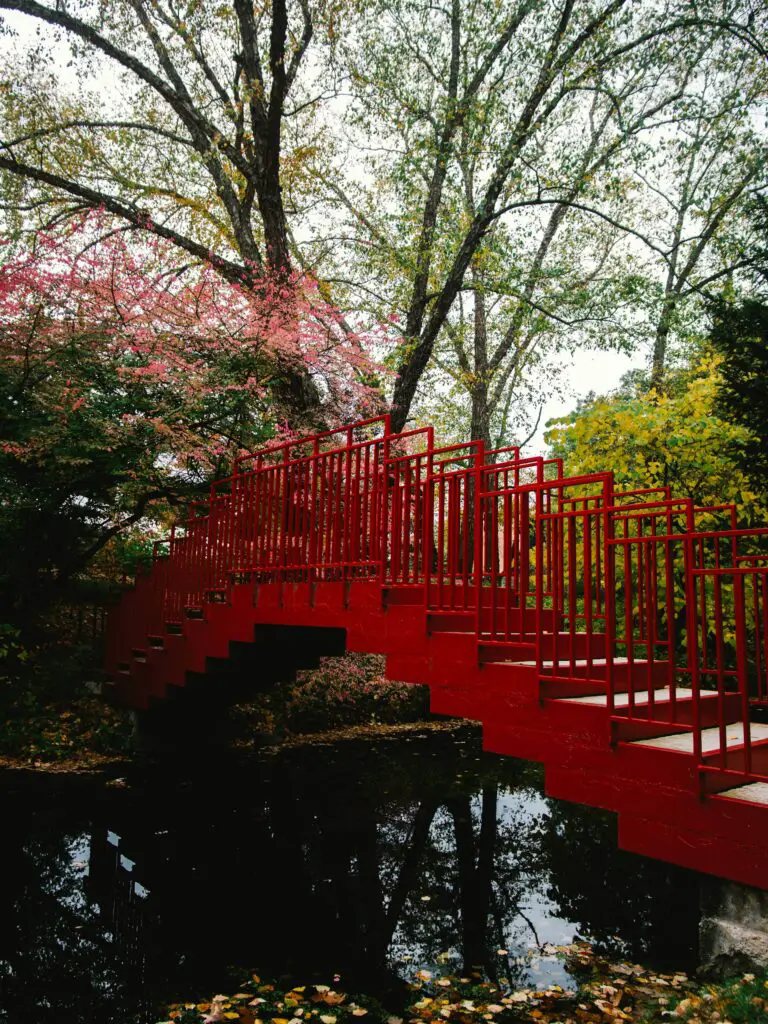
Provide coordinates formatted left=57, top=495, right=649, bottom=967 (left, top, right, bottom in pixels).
left=155, top=944, right=767, bottom=1024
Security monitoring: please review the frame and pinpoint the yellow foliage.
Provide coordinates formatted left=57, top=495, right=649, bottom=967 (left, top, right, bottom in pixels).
left=546, top=359, right=766, bottom=525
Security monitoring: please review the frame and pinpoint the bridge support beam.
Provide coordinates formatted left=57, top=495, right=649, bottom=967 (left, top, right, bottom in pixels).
left=700, top=879, right=768, bottom=975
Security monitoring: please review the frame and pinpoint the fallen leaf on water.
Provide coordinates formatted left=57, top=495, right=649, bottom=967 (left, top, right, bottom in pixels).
left=313, top=992, right=346, bottom=1006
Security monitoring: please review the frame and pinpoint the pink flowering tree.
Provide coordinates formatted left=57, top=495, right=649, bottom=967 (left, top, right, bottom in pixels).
left=0, top=218, right=388, bottom=624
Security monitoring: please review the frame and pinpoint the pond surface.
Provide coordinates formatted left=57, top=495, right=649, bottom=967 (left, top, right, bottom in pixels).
left=0, top=725, right=702, bottom=1024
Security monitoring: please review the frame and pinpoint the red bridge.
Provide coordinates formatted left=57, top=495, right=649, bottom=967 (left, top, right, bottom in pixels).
left=105, top=416, right=768, bottom=889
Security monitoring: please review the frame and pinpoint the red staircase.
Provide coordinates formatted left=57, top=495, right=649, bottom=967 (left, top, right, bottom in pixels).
left=105, top=416, right=768, bottom=888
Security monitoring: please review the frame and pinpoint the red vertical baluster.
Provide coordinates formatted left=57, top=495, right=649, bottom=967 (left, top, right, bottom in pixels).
left=734, top=571, right=751, bottom=779
left=664, top=507, right=676, bottom=716
left=713, top=543, right=727, bottom=771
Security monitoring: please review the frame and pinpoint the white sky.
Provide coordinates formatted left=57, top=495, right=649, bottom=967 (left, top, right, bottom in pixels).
left=531, top=347, right=645, bottom=454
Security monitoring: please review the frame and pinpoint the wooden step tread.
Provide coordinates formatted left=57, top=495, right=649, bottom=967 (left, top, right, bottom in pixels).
left=522, top=656, right=659, bottom=668
left=630, top=722, right=768, bottom=754
left=714, top=781, right=768, bottom=805
left=481, top=631, right=600, bottom=645
left=556, top=686, right=693, bottom=707
left=428, top=609, right=475, bottom=616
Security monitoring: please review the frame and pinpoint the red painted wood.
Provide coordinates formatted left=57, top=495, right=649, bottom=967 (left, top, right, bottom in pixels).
left=105, top=416, right=768, bottom=889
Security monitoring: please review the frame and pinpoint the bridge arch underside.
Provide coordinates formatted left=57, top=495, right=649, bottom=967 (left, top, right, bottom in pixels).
left=105, top=417, right=768, bottom=890
left=107, top=574, right=768, bottom=890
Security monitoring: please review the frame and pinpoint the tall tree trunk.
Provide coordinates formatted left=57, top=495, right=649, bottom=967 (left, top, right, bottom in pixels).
left=470, top=276, right=492, bottom=448
left=650, top=297, right=676, bottom=392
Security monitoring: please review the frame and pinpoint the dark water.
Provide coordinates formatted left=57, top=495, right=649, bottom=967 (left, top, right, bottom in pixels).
left=0, top=726, right=702, bottom=1024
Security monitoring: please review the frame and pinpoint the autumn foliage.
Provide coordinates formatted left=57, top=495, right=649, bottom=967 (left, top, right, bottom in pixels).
left=0, top=219, right=388, bottom=622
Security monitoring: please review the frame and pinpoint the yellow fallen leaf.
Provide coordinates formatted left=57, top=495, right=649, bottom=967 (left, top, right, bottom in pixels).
left=319, top=993, right=346, bottom=1006
left=224, top=1015, right=240, bottom=1021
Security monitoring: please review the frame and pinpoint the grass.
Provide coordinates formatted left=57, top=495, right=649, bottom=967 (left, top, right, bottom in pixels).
left=650, top=972, right=768, bottom=1023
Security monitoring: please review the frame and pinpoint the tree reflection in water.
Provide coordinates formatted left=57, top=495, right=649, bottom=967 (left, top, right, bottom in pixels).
left=0, top=727, right=700, bottom=1024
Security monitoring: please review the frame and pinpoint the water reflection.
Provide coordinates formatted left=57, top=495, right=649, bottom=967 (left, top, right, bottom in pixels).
left=0, top=727, right=700, bottom=1024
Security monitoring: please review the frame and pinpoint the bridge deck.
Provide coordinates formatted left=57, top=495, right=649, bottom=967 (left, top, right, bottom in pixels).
left=104, top=416, right=768, bottom=889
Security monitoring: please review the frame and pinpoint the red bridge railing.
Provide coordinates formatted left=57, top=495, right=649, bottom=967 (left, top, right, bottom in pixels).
left=142, top=415, right=768, bottom=790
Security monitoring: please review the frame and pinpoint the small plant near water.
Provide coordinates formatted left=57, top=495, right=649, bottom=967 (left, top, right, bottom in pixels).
left=228, top=653, right=429, bottom=739
left=649, top=972, right=768, bottom=1024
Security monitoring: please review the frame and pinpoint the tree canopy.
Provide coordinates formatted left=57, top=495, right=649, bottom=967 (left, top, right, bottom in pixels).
left=1, top=0, right=766, bottom=434
left=0, top=216, right=384, bottom=620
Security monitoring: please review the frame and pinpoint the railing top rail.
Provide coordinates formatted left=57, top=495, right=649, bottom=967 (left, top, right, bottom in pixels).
left=485, top=444, right=520, bottom=462
left=234, top=414, right=391, bottom=469
left=216, top=433, right=391, bottom=489
left=607, top=497, right=692, bottom=522
left=480, top=455, right=564, bottom=478
left=692, top=565, right=768, bottom=576
left=688, top=526, right=768, bottom=541
left=480, top=470, right=611, bottom=500
left=561, top=485, right=672, bottom=508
